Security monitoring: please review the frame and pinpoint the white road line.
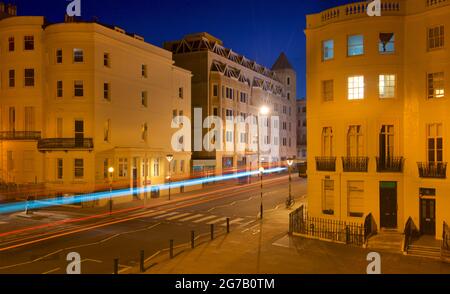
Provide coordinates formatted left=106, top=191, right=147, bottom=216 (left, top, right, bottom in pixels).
left=165, top=213, right=191, bottom=221
left=207, top=217, right=227, bottom=225
left=139, top=210, right=167, bottom=218
left=153, top=212, right=178, bottom=219
left=42, top=267, right=60, bottom=274
left=220, top=218, right=243, bottom=226
left=192, top=215, right=217, bottom=223
left=179, top=214, right=204, bottom=222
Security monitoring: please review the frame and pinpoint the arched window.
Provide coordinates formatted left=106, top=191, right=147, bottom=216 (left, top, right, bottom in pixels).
left=379, top=125, right=394, bottom=159
left=347, top=126, right=364, bottom=157
left=322, top=127, right=333, bottom=157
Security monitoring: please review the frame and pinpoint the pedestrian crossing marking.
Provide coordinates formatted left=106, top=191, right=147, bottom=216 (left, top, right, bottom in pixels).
left=153, top=212, right=178, bottom=219
left=220, top=218, right=243, bottom=226
left=165, top=213, right=191, bottom=221
left=207, top=217, right=227, bottom=225
left=140, top=210, right=167, bottom=218
left=192, top=215, right=217, bottom=223
left=178, top=214, right=204, bottom=222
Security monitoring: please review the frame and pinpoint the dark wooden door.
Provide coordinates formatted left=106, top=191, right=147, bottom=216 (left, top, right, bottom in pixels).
left=420, top=199, right=436, bottom=235
left=380, top=182, right=398, bottom=229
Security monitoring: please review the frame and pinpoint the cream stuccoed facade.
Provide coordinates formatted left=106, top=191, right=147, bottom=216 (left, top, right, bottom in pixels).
left=306, top=0, right=450, bottom=240
left=0, top=9, right=192, bottom=201
left=164, top=33, right=297, bottom=173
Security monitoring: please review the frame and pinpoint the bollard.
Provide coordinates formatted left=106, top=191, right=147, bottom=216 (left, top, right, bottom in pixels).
left=210, top=224, right=214, bottom=240
left=140, top=250, right=145, bottom=273
left=114, top=258, right=119, bottom=274
left=191, top=231, right=195, bottom=249
left=169, top=239, right=174, bottom=259
left=226, top=218, right=230, bottom=234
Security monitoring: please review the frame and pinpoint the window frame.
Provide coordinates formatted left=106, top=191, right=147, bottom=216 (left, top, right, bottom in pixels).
left=347, top=35, right=364, bottom=57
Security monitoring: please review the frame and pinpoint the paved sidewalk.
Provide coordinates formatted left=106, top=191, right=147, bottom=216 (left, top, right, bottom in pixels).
left=146, top=202, right=450, bottom=274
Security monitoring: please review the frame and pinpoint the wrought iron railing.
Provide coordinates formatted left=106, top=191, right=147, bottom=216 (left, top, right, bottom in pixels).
left=417, top=162, right=447, bottom=179
left=38, top=138, right=94, bottom=151
left=342, top=157, right=369, bottom=172
left=376, top=157, right=404, bottom=173
left=315, top=157, right=336, bottom=172
left=0, top=131, right=41, bottom=140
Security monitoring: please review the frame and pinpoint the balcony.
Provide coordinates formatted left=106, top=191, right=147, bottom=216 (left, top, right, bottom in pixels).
left=417, top=162, right=447, bottom=179
left=376, top=157, right=404, bottom=173
left=0, top=131, right=41, bottom=141
left=38, top=138, right=94, bottom=152
left=342, top=157, right=369, bottom=172
left=315, top=157, right=336, bottom=172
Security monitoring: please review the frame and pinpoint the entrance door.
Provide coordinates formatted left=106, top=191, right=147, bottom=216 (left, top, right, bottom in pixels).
left=380, top=182, right=398, bottom=229
left=420, top=198, right=436, bottom=235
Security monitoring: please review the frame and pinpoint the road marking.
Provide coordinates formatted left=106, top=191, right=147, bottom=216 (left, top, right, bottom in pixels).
left=153, top=212, right=178, bottom=219
left=42, top=267, right=60, bottom=274
left=81, top=258, right=102, bottom=264
left=192, top=215, right=217, bottom=223
left=207, top=217, right=227, bottom=225
left=165, top=213, right=191, bottom=221
left=179, top=214, right=204, bottom=222
left=220, top=218, right=243, bottom=226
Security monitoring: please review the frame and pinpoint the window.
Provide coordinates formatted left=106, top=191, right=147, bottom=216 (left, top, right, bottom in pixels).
left=73, top=48, right=84, bottom=63
left=56, top=49, right=63, bottom=64
left=348, top=76, right=364, bottom=100
left=427, top=123, right=443, bottom=162
left=322, top=40, right=334, bottom=60
left=153, top=158, right=160, bottom=177
left=24, top=107, right=35, bottom=132
left=240, top=92, right=247, bottom=103
left=427, top=72, right=445, bottom=99
left=74, top=81, right=84, bottom=97
left=379, top=33, right=395, bottom=53
left=348, top=181, right=364, bottom=217
left=57, top=81, right=63, bottom=98
left=178, top=87, right=184, bottom=99
left=104, top=53, right=110, bottom=67
left=24, top=69, right=35, bottom=87
left=104, top=83, right=110, bottom=101
left=322, top=179, right=334, bottom=215
left=347, top=126, right=364, bottom=157
left=56, top=118, right=63, bottom=138
left=282, top=138, right=287, bottom=146
left=103, top=159, right=109, bottom=179
left=225, top=109, right=233, bottom=119
left=428, top=25, right=444, bottom=51
left=379, top=75, right=396, bottom=98
left=226, top=131, right=233, bottom=143
left=142, top=123, right=148, bottom=142
left=322, top=127, right=333, bottom=157
left=8, top=107, right=15, bottom=132
left=213, top=107, right=218, bottom=116
left=348, top=35, right=364, bottom=56
left=142, top=64, right=148, bottom=78
left=322, top=80, right=334, bottom=101
left=119, top=158, right=128, bottom=177
left=8, top=69, right=15, bottom=87
left=287, top=76, right=291, bottom=85
left=57, top=159, right=63, bottom=180
left=8, top=37, right=14, bottom=52
left=213, top=84, right=218, bottom=97
left=225, top=87, right=233, bottom=99
left=24, top=36, right=34, bottom=50
left=380, top=125, right=394, bottom=159
left=180, top=160, right=185, bottom=173
left=104, top=119, right=111, bottom=142
left=142, top=91, right=148, bottom=107
left=74, top=159, right=84, bottom=179
left=287, top=93, right=291, bottom=100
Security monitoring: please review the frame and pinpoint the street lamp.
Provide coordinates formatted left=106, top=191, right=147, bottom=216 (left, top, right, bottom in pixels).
left=286, top=159, right=294, bottom=208
left=257, top=105, right=270, bottom=220
left=166, top=154, right=174, bottom=201
left=108, top=166, right=114, bottom=215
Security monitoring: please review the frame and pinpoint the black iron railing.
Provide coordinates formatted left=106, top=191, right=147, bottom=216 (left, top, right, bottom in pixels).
left=38, top=138, right=94, bottom=151
left=342, top=157, right=369, bottom=172
left=417, top=162, right=447, bottom=179
left=0, top=131, right=41, bottom=140
left=376, top=157, right=404, bottom=173
left=315, top=157, right=336, bottom=172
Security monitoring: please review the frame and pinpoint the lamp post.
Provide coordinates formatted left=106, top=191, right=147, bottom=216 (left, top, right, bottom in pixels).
left=286, top=159, right=294, bottom=208
left=166, top=154, right=174, bottom=201
left=108, top=166, right=114, bottom=215
left=257, top=105, right=270, bottom=220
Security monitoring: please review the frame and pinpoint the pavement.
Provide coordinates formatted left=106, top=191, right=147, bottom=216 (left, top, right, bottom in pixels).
left=146, top=201, right=450, bottom=274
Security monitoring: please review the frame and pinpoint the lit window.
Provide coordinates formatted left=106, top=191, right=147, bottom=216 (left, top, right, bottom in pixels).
left=322, top=80, right=334, bottom=101
left=24, top=69, right=35, bottom=87
left=379, top=33, right=395, bottom=53
left=348, top=35, right=364, bottom=56
left=428, top=25, right=444, bottom=51
left=428, top=72, right=445, bottom=99
left=379, top=75, right=396, bottom=98
left=74, top=81, right=84, bottom=97
left=348, top=76, right=364, bottom=100
left=24, top=36, right=34, bottom=50
left=153, top=158, right=160, bottom=177
left=323, top=40, right=334, bottom=60
left=119, top=158, right=128, bottom=177
left=73, top=48, right=84, bottom=63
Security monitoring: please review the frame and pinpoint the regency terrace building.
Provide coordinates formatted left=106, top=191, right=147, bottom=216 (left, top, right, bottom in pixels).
left=0, top=4, right=192, bottom=200
left=306, top=0, right=450, bottom=240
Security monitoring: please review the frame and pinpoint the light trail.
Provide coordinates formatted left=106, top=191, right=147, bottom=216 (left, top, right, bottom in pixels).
left=0, top=167, right=286, bottom=215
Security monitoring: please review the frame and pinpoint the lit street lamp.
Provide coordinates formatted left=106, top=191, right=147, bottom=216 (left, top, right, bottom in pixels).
left=166, top=154, right=174, bottom=201
left=286, top=159, right=294, bottom=208
left=108, top=166, right=114, bottom=215
left=257, top=105, right=270, bottom=220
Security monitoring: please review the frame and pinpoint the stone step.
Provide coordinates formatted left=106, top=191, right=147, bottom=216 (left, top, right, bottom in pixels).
left=409, top=245, right=441, bottom=253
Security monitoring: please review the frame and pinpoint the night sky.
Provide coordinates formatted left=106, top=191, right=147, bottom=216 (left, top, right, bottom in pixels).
left=13, top=0, right=360, bottom=98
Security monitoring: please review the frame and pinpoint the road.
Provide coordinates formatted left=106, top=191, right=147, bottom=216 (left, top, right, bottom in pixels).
left=0, top=173, right=306, bottom=274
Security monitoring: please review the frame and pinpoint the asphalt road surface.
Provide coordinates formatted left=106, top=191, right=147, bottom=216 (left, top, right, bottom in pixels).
left=0, top=174, right=306, bottom=274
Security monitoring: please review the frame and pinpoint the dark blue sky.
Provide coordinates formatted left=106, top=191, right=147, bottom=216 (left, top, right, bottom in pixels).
left=15, top=0, right=358, bottom=98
